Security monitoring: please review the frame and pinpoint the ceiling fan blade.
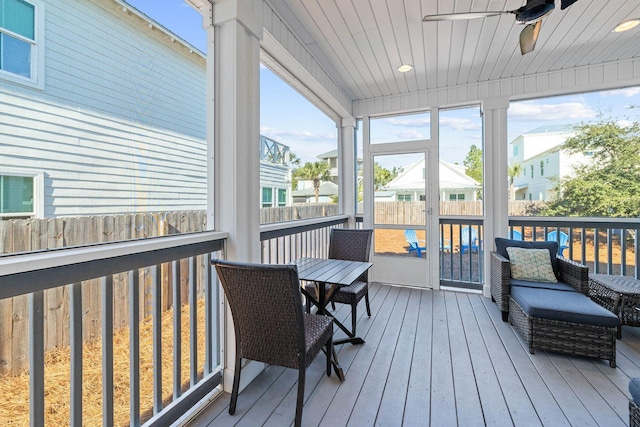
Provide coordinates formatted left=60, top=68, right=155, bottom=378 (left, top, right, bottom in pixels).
left=560, top=0, right=580, bottom=10
left=519, top=20, right=542, bottom=55
left=422, top=11, right=509, bottom=21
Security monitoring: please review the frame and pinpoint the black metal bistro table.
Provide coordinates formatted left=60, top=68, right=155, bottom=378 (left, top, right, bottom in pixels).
left=295, top=257, right=372, bottom=345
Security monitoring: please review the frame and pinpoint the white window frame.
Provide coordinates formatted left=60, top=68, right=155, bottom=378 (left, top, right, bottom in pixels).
left=0, top=167, right=44, bottom=218
left=0, top=0, right=45, bottom=89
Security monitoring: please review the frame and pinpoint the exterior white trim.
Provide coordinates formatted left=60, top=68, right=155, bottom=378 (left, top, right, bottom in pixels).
left=0, top=166, right=44, bottom=218
left=0, top=0, right=45, bottom=90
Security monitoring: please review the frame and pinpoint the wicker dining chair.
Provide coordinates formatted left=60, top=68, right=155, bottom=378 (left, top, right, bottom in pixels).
left=305, top=228, right=373, bottom=336
left=212, top=259, right=334, bottom=427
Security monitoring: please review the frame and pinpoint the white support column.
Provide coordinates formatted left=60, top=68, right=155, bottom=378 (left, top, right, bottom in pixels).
left=340, top=117, right=356, bottom=227
left=213, top=0, right=262, bottom=263
left=482, top=97, right=510, bottom=297
left=210, top=0, right=263, bottom=393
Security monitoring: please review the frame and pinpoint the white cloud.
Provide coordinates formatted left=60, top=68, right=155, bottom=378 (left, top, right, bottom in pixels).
left=510, top=101, right=596, bottom=121
left=260, top=127, right=335, bottom=143
left=440, top=116, right=483, bottom=132
left=606, top=87, right=640, bottom=97
left=384, top=117, right=430, bottom=127
left=391, top=129, right=425, bottom=139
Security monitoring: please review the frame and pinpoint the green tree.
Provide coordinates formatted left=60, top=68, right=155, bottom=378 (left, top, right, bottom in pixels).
left=374, top=162, right=396, bottom=190
left=508, top=163, right=523, bottom=200
left=543, top=116, right=640, bottom=217
left=292, top=161, right=331, bottom=203
left=288, top=151, right=302, bottom=189
left=464, top=144, right=483, bottom=183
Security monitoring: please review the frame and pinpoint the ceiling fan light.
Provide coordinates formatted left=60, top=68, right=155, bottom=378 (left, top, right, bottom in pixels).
left=397, top=64, right=413, bottom=73
left=614, top=19, right=640, bottom=32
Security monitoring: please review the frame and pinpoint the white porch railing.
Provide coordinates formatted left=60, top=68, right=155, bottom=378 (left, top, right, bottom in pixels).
left=0, top=231, right=226, bottom=426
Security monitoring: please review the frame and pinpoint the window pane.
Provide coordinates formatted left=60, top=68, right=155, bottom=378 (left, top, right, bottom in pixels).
left=260, top=65, right=338, bottom=222
left=1, top=175, right=33, bottom=214
left=278, top=188, right=287, bottom=206
left=374, top=152, right=424, bottom=225
left=370, top=111, right=430, bottom=144
left=1, top=34, right=31, bottom=77
left=1, top=0, right=34, bottom=39
left=439, top=105, right=483, bottom=215
left=262, top=187, right=273, bottom=207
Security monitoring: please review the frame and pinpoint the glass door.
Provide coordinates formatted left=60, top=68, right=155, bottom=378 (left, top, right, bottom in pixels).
left=365, top=143, right=438, bottom=288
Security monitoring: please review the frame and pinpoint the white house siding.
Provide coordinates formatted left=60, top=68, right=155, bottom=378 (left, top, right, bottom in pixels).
left=260, top=161, right=290, bottom=206
left=0, top=0, right=207, bottom=217
left=383, top=158, right=480, bottom=202
left=510, top=126, right=597, bottom=201
left=514, top=146, right=591, bottom=201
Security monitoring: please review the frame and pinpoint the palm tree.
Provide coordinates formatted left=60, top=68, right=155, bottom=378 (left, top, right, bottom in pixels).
left=508, top=163, right=523, bottom=200
left=293, top=161, right=330, bottom=203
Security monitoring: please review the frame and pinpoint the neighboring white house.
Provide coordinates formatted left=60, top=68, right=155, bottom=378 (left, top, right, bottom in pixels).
left=291, top=181, right=338, bottom=203
left=377, top=158, right=480, bottom=202
left=259, top=136, right=293, bottom=207
left=0, top=0, right=208, bottom=218
left=509, top=125, right=593, bottom=201
left=0, top=0, right=292, bottom=218
left=316, top=149, right=363, bottom=185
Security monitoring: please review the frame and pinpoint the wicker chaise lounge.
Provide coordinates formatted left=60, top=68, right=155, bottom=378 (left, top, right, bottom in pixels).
left=630, top=378, right=640, bottom=427
left=490, top=238, right=618, bottom=367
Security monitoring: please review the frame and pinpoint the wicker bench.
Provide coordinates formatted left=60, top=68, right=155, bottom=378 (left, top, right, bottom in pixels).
left=490, top=239, right=618, bottom=368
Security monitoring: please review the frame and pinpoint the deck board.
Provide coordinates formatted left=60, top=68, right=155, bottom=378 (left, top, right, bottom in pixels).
left=188, top=284, right=639, bottom=426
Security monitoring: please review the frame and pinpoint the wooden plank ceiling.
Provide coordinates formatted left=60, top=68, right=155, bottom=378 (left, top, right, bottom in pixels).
left=267, top=0, right=640, bottom=102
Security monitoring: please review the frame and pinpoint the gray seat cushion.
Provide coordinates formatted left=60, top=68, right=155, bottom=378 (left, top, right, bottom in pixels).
left=510, top=279, right=576, bottom=292
left=495, top=238, right=560, bottom=277
left=510, top=286, right=619, bottom=328
left=630, top=378, right=640, bottom=404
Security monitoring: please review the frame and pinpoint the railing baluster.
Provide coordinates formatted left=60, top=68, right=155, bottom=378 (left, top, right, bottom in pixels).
left=205, top=253, right=213, bottom=375
left=607, top=229, right=613, bottom=275
left=581, top=228, right=587, bottom=265
left=102, top=275, right=114, bottom=426
left=190, top=256, right=198, bottom=386
left=594, top=228, right=600, bottom=274
left=70, top=282, right=83, bottom=425
left=568, top=227, right=574, bottom=259
left=29, top=290, right=45, bottom=427
left=636, top=228, right=640, bottom=279
left=621, top=229, right=627, bottom=276
left=173, top=260, right=182, bottom=399
left=129, top=270, right=140, bottom=427
left=152, top=264, right=162, bottom=414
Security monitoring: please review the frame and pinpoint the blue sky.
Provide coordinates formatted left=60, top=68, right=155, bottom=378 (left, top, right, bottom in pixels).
left=125, top=0, right=640, bottom=169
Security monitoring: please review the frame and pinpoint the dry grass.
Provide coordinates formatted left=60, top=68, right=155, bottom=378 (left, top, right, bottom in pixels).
left=0, top=299, right=206, bottom=426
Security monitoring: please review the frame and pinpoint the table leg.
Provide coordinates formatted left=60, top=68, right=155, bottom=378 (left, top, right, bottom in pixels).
left=315, top=281, right=366, bottom=345
left=332, top=347, right=345, bottom=381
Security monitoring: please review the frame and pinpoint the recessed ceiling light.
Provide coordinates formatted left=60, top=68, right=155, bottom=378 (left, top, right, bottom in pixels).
left=614, top=18, right=640, bottom=33
left=397, top=64, right=413, bottom=73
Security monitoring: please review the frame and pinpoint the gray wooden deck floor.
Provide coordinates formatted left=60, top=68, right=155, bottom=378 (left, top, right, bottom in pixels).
left=188, top=283, right=640, bottom=426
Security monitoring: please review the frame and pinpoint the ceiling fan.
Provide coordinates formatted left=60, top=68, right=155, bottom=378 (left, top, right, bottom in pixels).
left=422, top=0, right=580, bottom=55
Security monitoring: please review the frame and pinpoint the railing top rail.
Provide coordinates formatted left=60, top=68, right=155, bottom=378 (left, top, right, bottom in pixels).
left=260, top=215, right=349, bottom=241
left=0, top=231, right=227, bottom=300
left=439, top=217, right=485, bottom=225
left=509, top=217, right=640, bottom=228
